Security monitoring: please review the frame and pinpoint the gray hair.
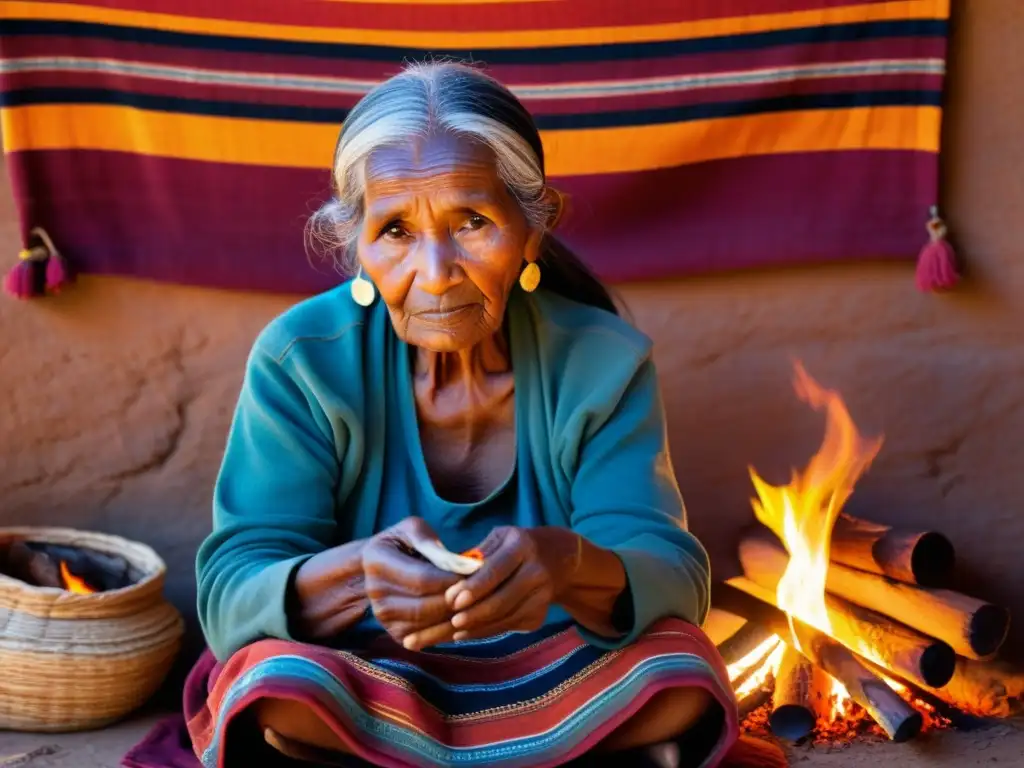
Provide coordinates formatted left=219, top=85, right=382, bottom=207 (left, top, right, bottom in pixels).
left=306, top=61, right=556, bottom=274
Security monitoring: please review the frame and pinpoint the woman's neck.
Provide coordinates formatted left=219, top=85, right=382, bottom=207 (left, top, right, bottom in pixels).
left=415, top=329, right=509, bottom=389
left=412, top=329, right=514, bottom=428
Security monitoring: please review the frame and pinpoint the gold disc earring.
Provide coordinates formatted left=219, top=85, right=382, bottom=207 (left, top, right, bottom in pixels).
left=519, top=262, right=541, bottom=293
left=351, top=266, right=376, bottom=307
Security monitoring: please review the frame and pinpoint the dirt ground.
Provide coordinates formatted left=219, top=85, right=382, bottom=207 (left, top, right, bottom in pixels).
left=2, top=713, right=1023, bottom=767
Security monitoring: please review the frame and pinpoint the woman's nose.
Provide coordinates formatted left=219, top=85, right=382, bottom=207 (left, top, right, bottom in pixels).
left=413, top=234, right=463, bottom=295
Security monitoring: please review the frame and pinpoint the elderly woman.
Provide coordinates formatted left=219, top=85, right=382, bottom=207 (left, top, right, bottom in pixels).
left=185, top=63, right=774, bottom=768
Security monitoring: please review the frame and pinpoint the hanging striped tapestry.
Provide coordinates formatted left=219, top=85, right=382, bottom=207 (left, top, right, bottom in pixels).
left=0, top=0, right=950, bottom=296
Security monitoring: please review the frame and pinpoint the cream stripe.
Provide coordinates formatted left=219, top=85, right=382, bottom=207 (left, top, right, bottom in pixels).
left=0, top=56, right=947, bottom=100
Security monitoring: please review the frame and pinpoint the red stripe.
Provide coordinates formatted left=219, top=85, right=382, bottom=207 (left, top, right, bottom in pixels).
left=56, top=0, right=893, bottom=33
left=5, top=147, right=934, bottom=293
left=554, top=149, right=936, bottom=282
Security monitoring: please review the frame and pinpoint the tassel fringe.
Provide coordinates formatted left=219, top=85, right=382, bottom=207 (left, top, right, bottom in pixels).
left=3, top=227, right=72, bottom=300
left=915, top=206, right=960, bottom=293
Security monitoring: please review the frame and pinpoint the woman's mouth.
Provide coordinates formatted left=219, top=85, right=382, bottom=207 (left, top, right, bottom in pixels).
left=414, top=304, right=479, bottom=325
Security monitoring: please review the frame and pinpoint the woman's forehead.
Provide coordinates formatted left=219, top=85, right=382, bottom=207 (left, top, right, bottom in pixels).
left=365, top=135, right=497, bottom=184
left=363, top=135, right=508, bottom=209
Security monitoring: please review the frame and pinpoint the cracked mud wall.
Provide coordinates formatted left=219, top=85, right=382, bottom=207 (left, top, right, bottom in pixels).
left=2, top=0, right=1023, bottom=662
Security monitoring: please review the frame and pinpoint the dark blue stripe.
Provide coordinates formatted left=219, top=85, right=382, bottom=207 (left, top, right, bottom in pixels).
left=0, top=18, right=948, bottom=65
left=0, top=86, right=944, bottom=131
left=370, top=643, right=606, bottom=715
left=0, top=86, right=351, bottom=123
left=420, top=621, right=574, bottom=659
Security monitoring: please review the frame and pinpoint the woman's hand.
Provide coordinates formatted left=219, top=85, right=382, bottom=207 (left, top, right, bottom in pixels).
left=362, top=517, right=463, bottom=648
left=291, top=539, right=371, bottom=641
left=435, top=526, right=582, bottom=643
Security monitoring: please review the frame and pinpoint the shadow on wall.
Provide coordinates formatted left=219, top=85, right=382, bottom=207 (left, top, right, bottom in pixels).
left=1, top=0, right=1023, bottom=684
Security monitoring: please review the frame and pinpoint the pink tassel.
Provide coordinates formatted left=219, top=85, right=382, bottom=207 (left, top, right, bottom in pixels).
left=4, top=228, right=70, bottom=300
left=915, top=207, right=960, bottom=293
left=45, top=252, right=72, bottom=294
left=3, top=253, right=43, bottom=299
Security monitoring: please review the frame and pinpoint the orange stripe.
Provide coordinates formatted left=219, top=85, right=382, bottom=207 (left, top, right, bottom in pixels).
left=0, top=103, right=942, bottom=176
left=0, top=1, right=950, bottom=49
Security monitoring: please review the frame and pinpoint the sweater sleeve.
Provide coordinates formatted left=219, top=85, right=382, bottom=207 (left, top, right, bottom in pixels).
left=568, top=357, right=711, bottom=649
left=197, top=341, right=344, bottom=661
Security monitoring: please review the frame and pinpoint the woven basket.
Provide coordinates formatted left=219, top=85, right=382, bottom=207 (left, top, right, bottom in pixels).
left=0, top=527, right=185, bottom=732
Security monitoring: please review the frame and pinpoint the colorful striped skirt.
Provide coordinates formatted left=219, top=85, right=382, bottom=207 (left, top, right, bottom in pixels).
left=184, top=618, right=740, bottom=767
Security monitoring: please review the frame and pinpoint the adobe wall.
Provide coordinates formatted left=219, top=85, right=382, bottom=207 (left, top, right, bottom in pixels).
left=1, top=1, right=1021, bottom=659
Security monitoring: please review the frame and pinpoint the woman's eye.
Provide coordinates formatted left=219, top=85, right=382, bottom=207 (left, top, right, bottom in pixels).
left=379, top=223, right=407, bottom=240
left=463, top=214, right=488, bottom=232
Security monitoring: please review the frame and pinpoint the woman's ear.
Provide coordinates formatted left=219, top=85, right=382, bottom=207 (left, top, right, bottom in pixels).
left=545, top=187, right=567, bottom=230
left=524, top=187, right=566, bottom=263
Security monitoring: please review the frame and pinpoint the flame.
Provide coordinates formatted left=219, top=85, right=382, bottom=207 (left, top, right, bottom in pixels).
left=727, top=634, right=785, bottom=700
left=747, top=361, right=882, bottom=728
left=749, top=361, right=883, bottom=645
left=59, top=561, right=97, bottom=595
left=735, top=640, right=786, bottom=700
left=727, top=635, right=781, bottom=682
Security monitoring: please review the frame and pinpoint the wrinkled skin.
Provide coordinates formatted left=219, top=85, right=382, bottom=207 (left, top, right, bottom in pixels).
left=262, top=133, right=712, bottom=765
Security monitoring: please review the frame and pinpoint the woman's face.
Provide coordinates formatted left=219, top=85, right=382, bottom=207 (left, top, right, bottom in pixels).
left=355, top=133, right=541, bottom=352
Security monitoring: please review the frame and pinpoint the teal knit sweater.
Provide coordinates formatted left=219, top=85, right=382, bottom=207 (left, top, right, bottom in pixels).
left=197, top=285, right=711, bottom=661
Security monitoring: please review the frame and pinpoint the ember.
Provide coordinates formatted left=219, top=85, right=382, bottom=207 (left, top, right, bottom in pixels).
left=717, top=361, right=1018, bottom=746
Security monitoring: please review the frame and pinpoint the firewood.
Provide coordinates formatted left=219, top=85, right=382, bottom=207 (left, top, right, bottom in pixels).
left=830, top=513, right=955, bottom=588
left=770, top=645, right=831, bottom=741
left=734, top=537, right=955, bottom=688
left=739, top=531, right=1008, bottom=660
left=717, top=617, right=778, bottom=670
left=715, top=580, right=923, bottom=742
left=919, top=656, right=1024, bottom=718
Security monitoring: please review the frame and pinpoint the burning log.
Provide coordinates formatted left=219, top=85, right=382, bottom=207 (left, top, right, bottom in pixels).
left=770, top=645, right=831, bottom=741
left=739, top=532, right=1009, bottom=660
left=716, top=580, right=924, bottom=742
left=717, top=616, right=778, bottom=669
left=736, top=537, right=955, bottom=688
left=920, top=656, right=1024, bottom=718
left=830, top=513, right=955, bottom=588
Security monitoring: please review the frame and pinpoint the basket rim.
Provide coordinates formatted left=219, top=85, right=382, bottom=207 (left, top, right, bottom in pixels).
left=0, top=526, right=167, bottom=599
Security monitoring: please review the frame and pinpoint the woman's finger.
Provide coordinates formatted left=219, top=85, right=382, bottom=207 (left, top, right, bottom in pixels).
left=365, top=540, right=460, bottom=597
left=451, top=590, right=550, bottom=642
left=316, top=601, right=372, bottom=638
left=368, top=593, right=454, bottom=631
left=450, top=565, right=546, bottom=634
left=402, top=619, right=457, bottom=651
left=446, top=527, right=528, bottom=611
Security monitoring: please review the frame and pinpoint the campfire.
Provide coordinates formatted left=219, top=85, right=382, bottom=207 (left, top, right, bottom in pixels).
left=714, top=362, right=1021, bottom=745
